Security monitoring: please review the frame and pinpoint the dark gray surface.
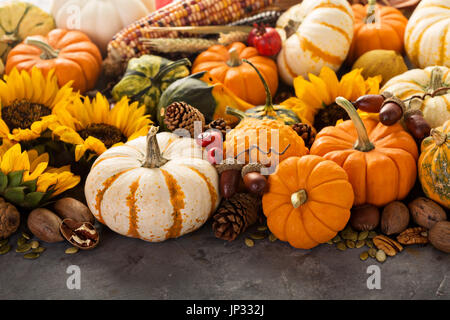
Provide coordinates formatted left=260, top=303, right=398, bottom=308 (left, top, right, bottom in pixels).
left=1, top=221, right=449, bottom=300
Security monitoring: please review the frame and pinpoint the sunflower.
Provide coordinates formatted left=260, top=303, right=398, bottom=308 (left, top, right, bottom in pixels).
left=50, top=93, right=151, bottom=161
left=0, top=142, right=80, bottom=208
left=281, top=67, right=382, bottom=132
left=0, top=67, right=76, bottom=143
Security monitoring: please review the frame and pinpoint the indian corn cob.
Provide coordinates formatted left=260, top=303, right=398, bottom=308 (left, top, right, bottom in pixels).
left=104, top=0, right=274, bottom=77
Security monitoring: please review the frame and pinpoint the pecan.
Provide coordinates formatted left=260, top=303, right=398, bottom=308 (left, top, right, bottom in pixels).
left=60, top=218, right=99, bottom=250
left=373, top=235, right=403, bottom=256
left=397, top=227, right=428, bottom=245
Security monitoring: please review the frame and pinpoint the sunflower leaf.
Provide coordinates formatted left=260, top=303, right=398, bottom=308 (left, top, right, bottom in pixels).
left=0, top=172, right=7, bottom=193
left=4, top=187, right=27, bottom=205
left=7, top=171, right=24, bottom=188
left=23, top=192, right=46, bottom=208
left=21, top=179, right=37, bottom=193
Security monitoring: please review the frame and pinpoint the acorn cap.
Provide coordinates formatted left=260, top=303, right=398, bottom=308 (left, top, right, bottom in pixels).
left=241, top=163, right=264, bottom=178
left=382, top=95, right=406, bottom=113
left=215, top=158, right=244, bottom=175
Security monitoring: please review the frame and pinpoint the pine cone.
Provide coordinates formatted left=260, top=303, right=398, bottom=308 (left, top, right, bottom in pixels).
left=291, top=123, right=316, bottom=149
left=212, top=193, right=261, bottom=241
left=0, top=197, right=20, bottom=239
left=164, top=102, right=205, bottom=138
left=204, top=118, right=230, bottom=139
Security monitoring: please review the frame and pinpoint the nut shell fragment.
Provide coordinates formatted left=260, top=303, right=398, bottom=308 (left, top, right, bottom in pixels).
left=60, top=218, right=99, bottom=250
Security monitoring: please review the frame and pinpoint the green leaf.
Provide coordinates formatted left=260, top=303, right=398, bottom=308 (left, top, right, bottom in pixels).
left=21, top=179, right=37, bottom=193
left=7, top=171, right=24, bottom=188
left=23, top=192, right=46, bottom=208
left=4, top=187, right=27, bottom=205
left=0, top=172, right=7, bottom=193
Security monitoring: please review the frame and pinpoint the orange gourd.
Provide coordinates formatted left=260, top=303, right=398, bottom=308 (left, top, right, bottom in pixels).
left=310, top=97, right=418, bottom=207
left=192, top=42, right=278, bottom=106
left=348, top=0, right=408, bottom=63
left=262, top=155, right=354, bottom=249
left=5, top=29, right=102, bottom=94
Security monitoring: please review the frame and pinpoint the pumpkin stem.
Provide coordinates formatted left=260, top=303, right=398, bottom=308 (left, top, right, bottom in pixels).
left=152, top=58, right=192, bottom=84
left=25, top=37, right=59, bottom=60
left=242, top=59, right=274, bottom=113
left=365, top=0, right=377, bottom=24
left=226, top=106, right=248, bottom=120
left=428, top=67, right=446, bottom=94
left=431, top=128, right=447, bottom=146
left=142, top=126, right=169, bottom=168
left=227, top=48, right=242, bottom=67
left=335, top=97, right=375, bottom=152
left=291, top=189, right=307, bottom=208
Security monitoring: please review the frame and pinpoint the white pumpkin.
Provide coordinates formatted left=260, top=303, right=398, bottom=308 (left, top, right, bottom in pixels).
left=404, top=0, right=450, bottom=69
left=85, top=127, right=220, bottom=242
left=51, top=0, right=155, bottom=55
left=382, top=66, right=450, bottom=128
left=276, top=0, right=354, bottom=85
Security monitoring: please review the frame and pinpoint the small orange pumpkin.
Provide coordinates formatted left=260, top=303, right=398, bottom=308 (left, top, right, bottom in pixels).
left=348, top=0, right=408, bottom=63
left=262, top=155, right=354, bottom=249
left=310, top=97, right=418, bottom=207
left=192, top=42, right=278, bottom=106
left=6, top=29, right=102, bottom=93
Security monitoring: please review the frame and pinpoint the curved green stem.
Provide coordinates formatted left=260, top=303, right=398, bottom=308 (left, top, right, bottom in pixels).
left=291, top=189, right=307, bottom=208
left=431, top=128, right=447, bottom=146
left=153, top=58, right=191, bottom=84
left=226, top=106, right=247, bottom=120
left=242, top=59, right=274, bottom=113
left=142, top=126, right=168, bottom=168
left=25, top=37, right=59, bottom=60
left=227, top=48, right=242, bottom=67
left=335, top=97, right=375, bottom=152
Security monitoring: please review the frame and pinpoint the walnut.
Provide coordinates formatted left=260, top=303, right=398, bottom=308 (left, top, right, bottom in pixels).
left=0, top=197, right=20, bottom=239
left=373, top=234, right=403, bottom=256
left=397, top=227, right=428, bottom=245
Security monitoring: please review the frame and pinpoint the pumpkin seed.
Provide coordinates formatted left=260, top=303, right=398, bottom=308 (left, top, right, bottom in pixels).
left=368, top=248, right=377, bottom=258
left=356, top=240, right=365, bottom=248
left=360, top=251, right=369, bottom=261
left=0, top=244, right=11, bottom=255
left=15, top=243, right=32, bottom=253
left=368, top=231, right=378, bottom=239
left=250, top=232, right=266, bottom=240
left=346, top=240, right=356, bottom=248
left=0, top=239, right=8, bottom=247
left=23, top=253, right=40, bottom=260
left=32, top=247, right=45, bottom=254
left=22, top=232, right=31, bottom=240
left=30, top=240, right=39, bottom=249
left=341, top=228, right=358, bottom=241
left=257, top=226, right=268, bottom=232
left=375, top=249, right=387, bottom=263
left=326, top=240, right=333, bottom=245
left=336, top=242, right=347, bottom=251
left=17, top=237, right=27, bottom=246
left=244, top=238, right=254, bottom=247
left=358, top=231, right=369, bottom=241
left=365, top=239, right=374, bottom=248
left=268, top=233, right=277, bottom=242
left=332, top=235, right=342, bottom=243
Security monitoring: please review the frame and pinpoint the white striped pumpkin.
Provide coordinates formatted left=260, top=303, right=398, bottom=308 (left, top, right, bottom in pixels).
left=276, top=0, right=354, bottom=85
left=404, top=0, right=450, bottom=68
left=381, top=66, right=450, bottom=128
left=84, top=127, right=220, bottom=242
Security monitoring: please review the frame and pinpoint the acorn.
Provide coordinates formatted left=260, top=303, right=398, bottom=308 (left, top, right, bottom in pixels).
left=242, top=163, right=267, bottom=196
left=216, top=159, right=244, bottom=199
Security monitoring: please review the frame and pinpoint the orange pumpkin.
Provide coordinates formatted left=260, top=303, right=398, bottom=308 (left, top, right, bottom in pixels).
left=348, top=0, right=408, bottom=63
left=310, top=97, right=418, bottom=207
left=5, top=29, right=102, bottom=93
left=192, top=42, right=278, bottom=106
left=262, top=155, right=354, bottom=249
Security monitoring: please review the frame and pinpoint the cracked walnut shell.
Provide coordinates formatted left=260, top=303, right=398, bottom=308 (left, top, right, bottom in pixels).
left=0, top=197, right=20, bottom=239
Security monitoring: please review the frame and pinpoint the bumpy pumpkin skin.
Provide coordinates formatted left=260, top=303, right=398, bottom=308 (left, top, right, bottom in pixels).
left=310, top=119, right=418, bottom=207
left=348, top=3, right=408, bottom=63
left=418, top=120, right=450, bottom=209
left=224, top=118, right=308, bottom=165
left=6, top=29, right=102, bottom=93
left=262, top=155, right=354, bottom=249
left=192, top=42, right=278, bottom=106
left=85, top=132, right=220, bottom=242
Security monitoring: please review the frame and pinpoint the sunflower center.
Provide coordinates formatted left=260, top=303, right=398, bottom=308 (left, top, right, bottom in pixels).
left=314, top=102, right=350, bottom=132
left=2, top=100, right=52, bottom=130
left=78, top=123, right=126, bottom=149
